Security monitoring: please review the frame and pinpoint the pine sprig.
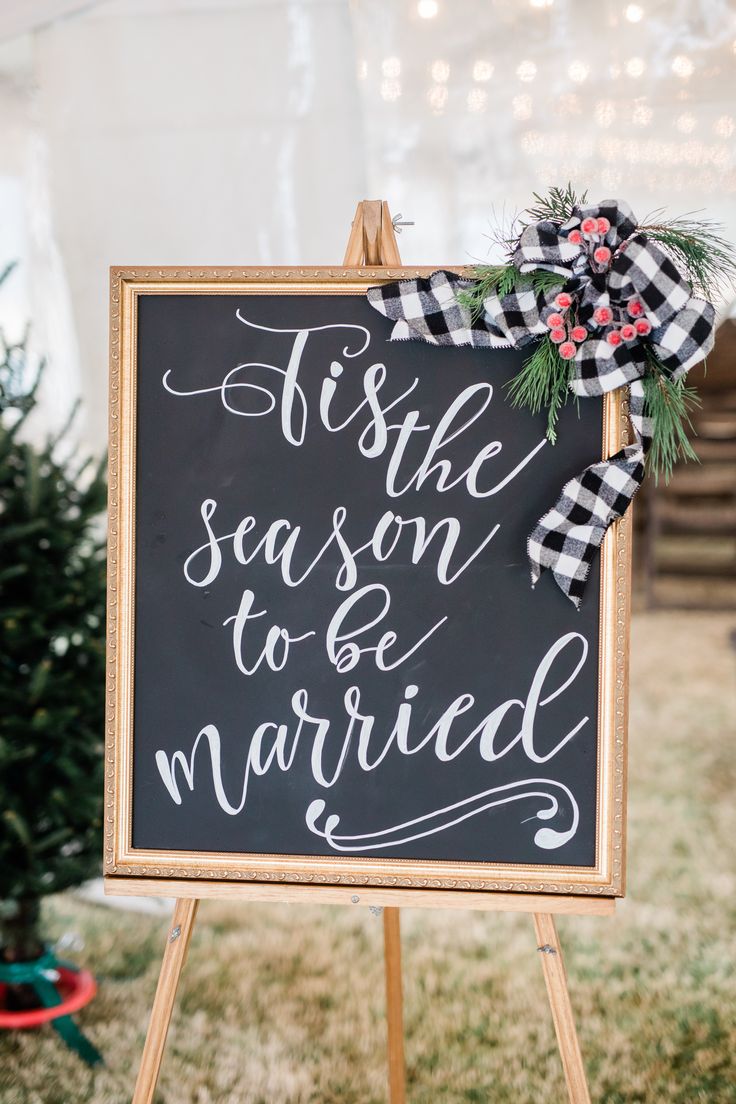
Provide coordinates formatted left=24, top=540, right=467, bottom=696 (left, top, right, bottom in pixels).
left=642, top=364, right=700, bottom=482
left=523, top=184, right=588, bottom=227
left=506, top=335, right=573, bottom=444
left=456, top=265, right=514, bottom=319
left=457, top=265, right=563, bottom=321
left=520, top=269, right=565, bottom=293
left=640, top=212, right=736, bottom=299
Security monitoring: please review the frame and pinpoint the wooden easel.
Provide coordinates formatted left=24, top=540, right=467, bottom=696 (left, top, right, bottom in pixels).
left=129, top=200, right=598, bottom=1104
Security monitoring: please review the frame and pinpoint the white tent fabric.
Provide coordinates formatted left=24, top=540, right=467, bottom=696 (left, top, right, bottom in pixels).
left=0, top=0, right=734, bottom=447
left=0, top=2, right=102, bottom=43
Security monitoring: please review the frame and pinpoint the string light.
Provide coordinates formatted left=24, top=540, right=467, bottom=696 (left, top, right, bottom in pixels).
left=671, top=55, right=694, bottom=78
left=417, top=0, right=439, bottom=17
left=521, top=130, right=544, bottom=153
left=595, top=100, right=616, bottom=127
left=632, top=102, right=653, bottom=126
left=396, top=10, right=733, bottom=200
left=714, top=115, right=735, bottom=138
left=568, top=60, right=590, bottom=83
left=380, top=79, right=401, bottom=101
left=428, top=84, right=448, bottom=112
left=516, top=60, right=537, bottom=82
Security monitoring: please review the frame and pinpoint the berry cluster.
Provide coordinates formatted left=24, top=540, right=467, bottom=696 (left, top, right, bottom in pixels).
left=546, top=289, right=652, bottom=358
left=602, top=298, right=652, bottom=346
left=545, top=291, right=588, bottom=360
left=568, top=215, right=612, bottom=268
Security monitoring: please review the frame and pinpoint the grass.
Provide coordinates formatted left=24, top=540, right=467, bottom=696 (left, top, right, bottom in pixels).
left=2, top=610, right=736, bottom=1103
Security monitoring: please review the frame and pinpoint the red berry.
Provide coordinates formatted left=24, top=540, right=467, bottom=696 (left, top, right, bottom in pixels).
left=620, top=323, right=636, bottom=341
left=607, top=330, right=623, bottom=346
left=568, top=229, right=583, bottom=245
left=635, top=318, right=652, bottom=335
left=554, top=292, right=573, bottom=310
left=549, top=328, right=566, bottom=344
left=570, top=325, right=587, bottom=342
left=581, top=216, right=598, bottom=235
left=627, top=298, right=644, bottom=317
left=558, top=341, right=577, bottom=360
left=593, top=306, right=613, bottom=325
left=593, top=246, right=612, bottom=265
left=546, top=312, right=564, bottom=329
left=597, top=216, right=611, bottom=234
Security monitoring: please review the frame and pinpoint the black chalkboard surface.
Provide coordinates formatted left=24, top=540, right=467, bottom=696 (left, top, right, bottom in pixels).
left=107, top=271, right=629, bottom=897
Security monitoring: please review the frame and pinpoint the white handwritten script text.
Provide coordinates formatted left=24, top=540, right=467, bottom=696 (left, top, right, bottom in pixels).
left=154, top=314, right=591, bottom=853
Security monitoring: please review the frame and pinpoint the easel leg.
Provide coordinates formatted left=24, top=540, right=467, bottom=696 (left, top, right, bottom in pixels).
left=133, top=898, right=200, bottom=1104
left=383, top=907, right=406, bottom=1104
left=348, top=200, right=407, bottom=1104
left=533, top=914, right=591, bottom=1104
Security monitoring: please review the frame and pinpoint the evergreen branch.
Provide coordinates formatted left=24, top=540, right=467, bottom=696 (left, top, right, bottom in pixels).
left=521, top=269, right=565, bottom=293
left=457, top=265, right=563, bottom=321
left=640, top=211, right=736, bottom=298
left=523, top=183, right=588, bottom=228
left=456, top=265, right=512, bottom=319
left=641, top=355, right=701, bottom=482
left=505, top=335, right=572, bottom=444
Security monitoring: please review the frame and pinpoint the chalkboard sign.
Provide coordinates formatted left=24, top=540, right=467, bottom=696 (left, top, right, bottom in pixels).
left=106, top=269, right=630, bottom=897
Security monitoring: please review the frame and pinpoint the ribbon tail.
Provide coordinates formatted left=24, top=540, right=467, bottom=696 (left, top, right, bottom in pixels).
left=528, top=379, right=648, bottom=607
left=367, top=270, right=509, bottom=347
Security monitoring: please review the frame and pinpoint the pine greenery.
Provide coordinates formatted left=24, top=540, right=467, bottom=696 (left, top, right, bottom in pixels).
left=506, top=335, right=574, bottom=445
left=0, top=273, right=106, bottom=961
left=641, top=212, right=736, bottom=299
left=524, top=184, right=588, bottom=227
left=641, top=363, right=700, bottom=483
left=457, top=266, right=562, bottom=320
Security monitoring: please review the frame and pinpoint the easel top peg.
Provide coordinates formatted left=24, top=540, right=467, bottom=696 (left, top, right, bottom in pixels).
left=343, top=200, right=403, bottom=267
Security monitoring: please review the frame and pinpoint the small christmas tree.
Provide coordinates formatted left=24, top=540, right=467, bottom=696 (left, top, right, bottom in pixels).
left=0, top=266, right=106, bottom=965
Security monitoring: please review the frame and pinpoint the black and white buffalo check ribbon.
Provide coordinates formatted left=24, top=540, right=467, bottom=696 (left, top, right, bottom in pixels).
left=526, top=378, right=651, bottom=605
left=366, top=199, right=715, bottom=605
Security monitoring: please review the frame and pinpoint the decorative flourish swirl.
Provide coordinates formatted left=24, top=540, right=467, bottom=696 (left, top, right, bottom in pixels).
left=306, top=778, right=579, bottom=853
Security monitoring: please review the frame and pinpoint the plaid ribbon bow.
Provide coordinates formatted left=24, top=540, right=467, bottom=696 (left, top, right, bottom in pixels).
left=366, top=199, right=716, bottom=605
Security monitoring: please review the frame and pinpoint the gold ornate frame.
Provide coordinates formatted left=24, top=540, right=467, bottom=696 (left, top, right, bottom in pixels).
left=105, top=267, right=631, bottom=898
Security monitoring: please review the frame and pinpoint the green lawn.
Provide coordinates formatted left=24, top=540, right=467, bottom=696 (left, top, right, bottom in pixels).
left=2, top=611, right=735, bottom=1103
